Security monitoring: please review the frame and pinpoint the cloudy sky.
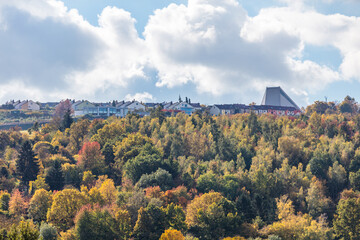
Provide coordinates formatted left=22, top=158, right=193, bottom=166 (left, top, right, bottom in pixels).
left=1, top=0, right=360, bottom=107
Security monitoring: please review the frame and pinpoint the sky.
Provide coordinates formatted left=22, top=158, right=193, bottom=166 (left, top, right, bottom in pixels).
left=1, top=0, right=360, bottom=107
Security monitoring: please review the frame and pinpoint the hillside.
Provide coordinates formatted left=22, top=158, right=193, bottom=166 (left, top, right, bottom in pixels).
left=0, top=107, right=360, bottom=239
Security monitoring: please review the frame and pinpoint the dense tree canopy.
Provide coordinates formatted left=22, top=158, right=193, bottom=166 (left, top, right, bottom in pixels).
left=2, top=100, right=360, bottom=239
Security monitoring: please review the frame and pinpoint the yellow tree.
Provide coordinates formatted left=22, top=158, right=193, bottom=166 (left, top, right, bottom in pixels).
left=262, top=196, right=333, bottom=240
left=186, top=192, right=241, bottom=239
left=98, top=179, right=117, bottom=205
left=90, top=121, right=125, bottom=147
left=159, top=229, right=185, bottom=240
left=113, top=132, right=153, bottom=165
left=47, top=189, right=87, bottom=231
left=28, top=189, right=53, bottom=222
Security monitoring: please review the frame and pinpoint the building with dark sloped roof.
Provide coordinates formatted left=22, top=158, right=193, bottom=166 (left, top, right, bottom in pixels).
left=261, top=87, right=300, bottom=110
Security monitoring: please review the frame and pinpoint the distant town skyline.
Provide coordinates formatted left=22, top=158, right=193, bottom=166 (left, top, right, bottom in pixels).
left=1, top=0, right=360, bottom=107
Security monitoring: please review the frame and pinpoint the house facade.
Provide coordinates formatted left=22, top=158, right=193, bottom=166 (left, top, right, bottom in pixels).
left=72, top=101, right=96, bottom=116
left=210, top=104, right=247, bottom=115
left=165, top=102, right=195, bottom=115
left=71, top=100, right=145, bottom=118
left=14, top=100, right=40, bottom=111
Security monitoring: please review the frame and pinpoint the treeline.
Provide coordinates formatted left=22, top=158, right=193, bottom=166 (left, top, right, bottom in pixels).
left=1, top=100, right=360, bottom=239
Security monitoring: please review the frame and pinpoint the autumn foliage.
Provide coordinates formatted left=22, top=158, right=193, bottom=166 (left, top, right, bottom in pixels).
left=2, top=98, right=360, bottom=239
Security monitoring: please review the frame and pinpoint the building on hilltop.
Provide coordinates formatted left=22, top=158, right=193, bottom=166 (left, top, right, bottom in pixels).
left=14, top=100, right=40, bottom=111
left=210, top=87, right=301, bottom=116
left=72, top=100, right=146, bottom=118
left=210, top=104, right=248, bottom=115
left=261, top=86, right=300, bottom=110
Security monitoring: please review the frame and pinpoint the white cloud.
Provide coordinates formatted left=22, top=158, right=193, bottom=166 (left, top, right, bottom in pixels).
left=144, top=0, right=340, bottom=100
left=242, top=6, right=360, bottom=82
left=0, top=0, right=147, bottom=102
left=0, top=80, right=44, bottom=102
left=67, top=6, right=147, bottom=97
left=0, top=0, right=360, bottom=105
left=125, top=92, right=154, bottom=102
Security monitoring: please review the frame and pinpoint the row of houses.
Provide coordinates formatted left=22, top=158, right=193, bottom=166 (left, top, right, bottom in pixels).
left=209, top=104, right=301, bottom=116
left=72, top=100, right=147, bottom=117
left=3, top=87, right=302, bottom=117
left=5, top=100, right=41, bottom=111
left=72, top=100, right=204, bottom=117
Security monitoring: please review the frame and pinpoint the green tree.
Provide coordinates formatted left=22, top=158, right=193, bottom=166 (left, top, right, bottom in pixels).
left=16, top=140, right=39, bottom=186
left=350, top=170, right=360, bottom=191
left=334, top=192, right=360, bottom=240
left=248, top=112, right=261, bottom=136
left=75, top=207, right=118, bottom=240
left=54, top=99, right=73, bottom=131
left=137, top=168, right=174, bottom=191
left=102, top=142, right=115, bottom=166
left=133, top=204, right=167, bottom=240
left=196, top=172, right=222, bottom=194
left=60, top=108, right=73, bottom=131
left=0, top=132, right=11, bottom=151
left=115, top=209, right=132, bottom=240
left=62, top=163, right=82, bottom=188
left=7, top=220, right=39, bottom=240
left=102, top=142, right=115, bottom=178
left=306, top=177, right=334, bottom=219
left=39, top=222, right=57, bottom=240
left=124, top=144, right=169, bottom=183
left=169, top=131, right=184, bottom=160
left=309, top=152, right=331, bottom=180
left=327, top=161, right=347, bottom=199
left=150, top=106, right=166, bottom=125
left=339, top=96, right=357, bottom=114
left=0, top=191, right=10, bottom=212
left=45, top=160, right=65, bottom=191
left=164, top=203, right=187, bottom=233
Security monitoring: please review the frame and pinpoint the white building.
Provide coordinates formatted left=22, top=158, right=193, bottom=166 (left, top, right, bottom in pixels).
left=14, top=100, right=40, bottom=111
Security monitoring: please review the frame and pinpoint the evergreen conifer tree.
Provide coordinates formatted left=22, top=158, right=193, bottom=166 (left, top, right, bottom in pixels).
left=61, top=108, right=73, bottom=131
left=102, top=143, right=115, bottom=166
left=16, top=140, right=39, bottom=186
left=45, top=160, right=64, bottom=191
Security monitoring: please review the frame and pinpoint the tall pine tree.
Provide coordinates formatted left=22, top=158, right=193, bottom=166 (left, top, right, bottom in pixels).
left=60, top=108, right=73, bottom=131
left=45, top=160, right=64, bottom=191
left=16, top=140, right=39, bottom=186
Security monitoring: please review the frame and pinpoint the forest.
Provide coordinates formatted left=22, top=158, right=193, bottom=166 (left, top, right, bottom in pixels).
left=0, top=97, right=360, bottom=240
